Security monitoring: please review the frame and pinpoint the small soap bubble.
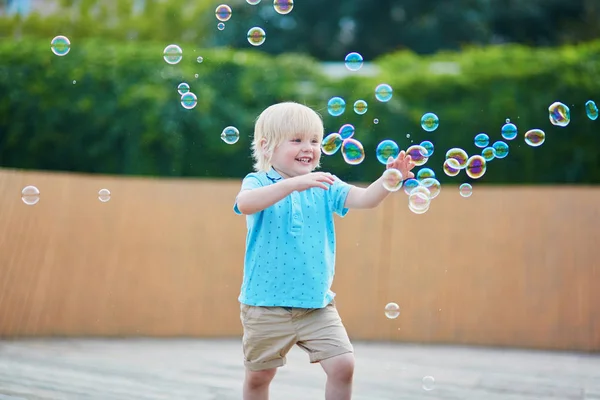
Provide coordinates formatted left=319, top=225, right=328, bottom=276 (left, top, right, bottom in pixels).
left=273, top=0, right=293, bottom=14
left=443, top=158, right=461, bottom=177
left=505, top=118, right=510, bottom=123
left=445, top=148, right=468, bottom=169
left=247, top=27, right=266, bottom=46
left=373, top=118, right=379, bottom=124
left=217, top=22, right=226, bottom=30
left=406, top=145, right=429, bottom=166
left=403, top=178, right=420, bottom=196
left=474, top=133, right=489, bottom=148
left=177, top=82, right=190, bottom=95
left=548, top=101, right=570, bottom=127
left=163, top=44, right=183, bottom=64
left=338, top=123, right=355, bottom=139
left=51, top=35, right=70, bottom=56
left=501, top=122, right=518, bottom=140
left=353, top=100, right=368, bottom=115
left=344, top=52, right=363, bottom=71
left=375, top=83, right=393, bottom=102
left=382, top=169, right=403, bottom=192
left=181, top=92, right=197, bottom=109
left=420, top=112, right=439, bottom=132
left=375, top=140, right=400, bottom=165
left=341, top=138, right=365, bottom=165
left=408, top=188, right=431, bottom=215
left=194, top=74, right=199, bottom=78
left=215, top=4, right=232, bottom=22
left=322, top=133, right=343, bottom=155
left=422, top=376, right=436, bottom=391
left=384, top=302, right=400, bottom=319
left=197, top=56, right=204, bottom=63
left=420, top=178, right=441, bottom=199
left=247, top=0, right=261, bottom=4
left=98, top=188, right=111, bottom=203
left=419, top=141, right=434, bottom=157
left=465, top=155, right=487, bottom=179
left=416, top=168, right=435, bottom=181
left=72, top=80, right=76, bottom=84
left=585, top=100, right=598, bottom=121
left=459, top=183, right=473, bottom=198
left=21, top=185, right=40, bottom=206
left=524, top=129, right=545, bottom=147
left=406, top=134, right=410, bottom=138
left=221, top=126, right=240, bottom=144
left=492, top=141, right=509, bottom=159
left=327, top=97, right=346, bottom=117
left=481, top=146, right=496, bottom=161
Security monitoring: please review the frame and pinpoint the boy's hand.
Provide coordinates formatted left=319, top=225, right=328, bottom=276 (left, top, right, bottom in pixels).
left=289, top=172, right=336, bottom=192
left=387, top=151, right=415, bottom=180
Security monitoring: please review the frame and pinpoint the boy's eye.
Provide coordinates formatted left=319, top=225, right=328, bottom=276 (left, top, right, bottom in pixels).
left=291, top=138, right=301, bottom=142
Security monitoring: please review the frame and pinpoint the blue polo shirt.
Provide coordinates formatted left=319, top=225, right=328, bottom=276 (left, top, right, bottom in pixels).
left=233, top=168, right=352, bottom=308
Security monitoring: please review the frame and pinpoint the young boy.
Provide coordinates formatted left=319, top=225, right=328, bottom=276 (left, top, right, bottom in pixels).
left=233, top=102, right=415, bottom=400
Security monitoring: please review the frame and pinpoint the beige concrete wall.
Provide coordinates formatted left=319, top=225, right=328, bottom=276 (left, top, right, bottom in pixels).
left=0, top=168, right=598, bottom=351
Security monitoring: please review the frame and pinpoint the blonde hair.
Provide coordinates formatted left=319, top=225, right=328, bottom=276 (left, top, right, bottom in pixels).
left=251, top=102, right=324, bottom=172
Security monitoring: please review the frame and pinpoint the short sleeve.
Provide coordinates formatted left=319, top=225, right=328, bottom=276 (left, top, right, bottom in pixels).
left=329, top=176, right=352, bottom=217
left=233, top=173, right=264, bottom=215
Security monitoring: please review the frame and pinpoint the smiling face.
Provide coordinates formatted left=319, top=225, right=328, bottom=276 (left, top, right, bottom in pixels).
left=269, top=133, right=322, bottom=178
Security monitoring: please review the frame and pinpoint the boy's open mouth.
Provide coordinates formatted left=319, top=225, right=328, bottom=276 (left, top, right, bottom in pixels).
left=295, top=157, right=312, bottom=164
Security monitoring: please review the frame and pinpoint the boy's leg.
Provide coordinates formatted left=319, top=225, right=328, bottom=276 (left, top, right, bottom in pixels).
left=294, top=300, right=355, bottom=400
left=243, top=367, right=277, bottom=400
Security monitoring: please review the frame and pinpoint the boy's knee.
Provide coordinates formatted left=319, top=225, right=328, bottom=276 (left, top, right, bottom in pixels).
left=245, top=367, right=277, bottom=388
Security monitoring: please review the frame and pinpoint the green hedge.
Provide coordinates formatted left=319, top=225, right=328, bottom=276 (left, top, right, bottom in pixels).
left=1, top=38, right=599, bottom=184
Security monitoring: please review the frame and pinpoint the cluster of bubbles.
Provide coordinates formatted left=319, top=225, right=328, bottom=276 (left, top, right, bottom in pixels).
left=21, top=186, right=111, bottom=205
left=214, top=1, right=292, bottom=39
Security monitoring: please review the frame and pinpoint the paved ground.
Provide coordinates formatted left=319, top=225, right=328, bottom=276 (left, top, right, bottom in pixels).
left=0, top=339, right=598, bottom=400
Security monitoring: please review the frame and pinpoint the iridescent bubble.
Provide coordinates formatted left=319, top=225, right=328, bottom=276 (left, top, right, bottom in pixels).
left=406, top=145, right=429, bottom=166
left=420, top=112, right=439, bottom=132
left=501, top=122, right=518, bottom=140
left=215, top=4, right=232, bottom=22
left=217, top=22, right=226, bottom=30
left=375, top=140, right=400, bottom=165
left=474, top=133, right=489, bottom=148
left=465, top=155, right=487, bottom=179
left=338, top=123, right=355, bottom=139
left=459, top=183, right=472, bottom=198
left=585, top=100, right=598, bottom=121
left=21, top=185, right=40, bottom=206
left=382, top=169, right=403, bottom=192
left=481, top=146, right=496, bottom=162
left=422, top=376, right=435, bottom=391
left=420, top=178, right=441, bottom=199
left=548, top=101, right=570, bottom=127
left=492, top=141, right=509, bottom=159
left=98, top=188, right=111, bottom=203
left=273, top=0, right=293, bottom=14
left=327, top=97, right=345, bottom=117
left=353, top=100, right=368, bottom=115
left=197, top=56, right=204, bottom=63
left=163, top=44, right=183, bottom=64
left=322, top=133, right=343, bottom=155
left=416, top=168, right=435, bottom=181
left=408, top=187, right=431, bottom=214
left=443, top=158, right=460, bottom=177
left=524, top=129, right=545, bottom=147
left=194, top=74, right=199, bottom=78
left=341, top=138, right=365, bottom=165
left=221, top=126, right=240, bottom=145
left=344, top=52, right=363, bottom=71
left=177, top=82, right=190, bottom=95
left=247, top=0, right=261, bottom=4
left=373, top=118, right=379, bottom=124
left=374, top=83, right=393, bottom=102
left=247, top=27, right=266, bottom=46
left=181, top=92, right=197, bottom=109
left=419, top=141, right=434, bottom=157
left=384, top=302, right=400, bottom=319
left=445, top=148, right=468, bottom=169
left=51, top=35, right=70, bottom=56
left=403, top=178, right=419, bottom=196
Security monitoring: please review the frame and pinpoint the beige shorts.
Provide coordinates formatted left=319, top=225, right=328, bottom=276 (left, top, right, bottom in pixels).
left=240, top=299, right=354, bottom=371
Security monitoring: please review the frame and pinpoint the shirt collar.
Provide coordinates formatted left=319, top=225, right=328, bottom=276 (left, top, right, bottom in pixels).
left=266, top=167, right=283, bottom=183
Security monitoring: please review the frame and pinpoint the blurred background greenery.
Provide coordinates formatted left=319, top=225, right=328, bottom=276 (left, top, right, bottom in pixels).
left=1, top=0, right=599, bottom=183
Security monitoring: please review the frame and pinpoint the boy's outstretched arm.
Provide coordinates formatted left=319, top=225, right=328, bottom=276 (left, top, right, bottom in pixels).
left=236, top=172, right=335, bottom=215
left=344, top=151, right=415, bottom=209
